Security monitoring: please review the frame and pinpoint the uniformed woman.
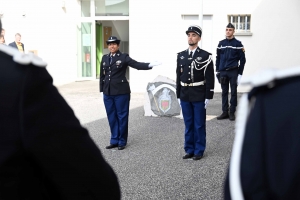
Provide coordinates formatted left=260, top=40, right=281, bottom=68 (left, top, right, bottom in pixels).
left=100, top=36, right=161, bottom=150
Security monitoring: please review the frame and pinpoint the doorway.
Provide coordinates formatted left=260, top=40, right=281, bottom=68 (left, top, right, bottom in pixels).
left=95, top=20, right=129, bottom=80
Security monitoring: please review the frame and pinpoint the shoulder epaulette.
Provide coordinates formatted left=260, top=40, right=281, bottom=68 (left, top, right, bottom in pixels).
left=178, top=49, right=188, bottom=55
left=119, top=52, right=127, bottom=56
left=0, top=45, right=47, bottom=67
left=241, top=67, right=300, bottom=88
left=199, top=48, right=212, bottom=56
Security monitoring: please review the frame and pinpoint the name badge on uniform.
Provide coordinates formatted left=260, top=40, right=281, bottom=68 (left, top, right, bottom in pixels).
left=116, top=60, right=122, bottom=65
left=103, top=62, right=106, bottom=66
left=197, top=57, right=202, bottom=61
left=180, top=56, right=184, bottom=59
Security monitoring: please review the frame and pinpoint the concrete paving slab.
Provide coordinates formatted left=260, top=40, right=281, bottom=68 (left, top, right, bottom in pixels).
left=57, top=80, right=243, bottom=200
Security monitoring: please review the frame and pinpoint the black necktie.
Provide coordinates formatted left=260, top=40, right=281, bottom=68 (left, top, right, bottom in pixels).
left=109, top=55, right=112, bottom=64
left=189, top=51, right=193, bottom=59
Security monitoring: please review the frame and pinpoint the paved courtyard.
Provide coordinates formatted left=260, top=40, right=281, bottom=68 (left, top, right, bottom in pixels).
left=57, top=80, right=241, bottom=200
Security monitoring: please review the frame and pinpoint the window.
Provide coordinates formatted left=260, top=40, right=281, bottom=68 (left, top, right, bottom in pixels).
left=81, top=0, right=91, bottom=17
left=77, top=22, right=93, bottom=78
left=95, top=0, right=129, bottom=16
left=181, top=15, right=199, bottom=20
left=228, top=15, right=251, bottom=32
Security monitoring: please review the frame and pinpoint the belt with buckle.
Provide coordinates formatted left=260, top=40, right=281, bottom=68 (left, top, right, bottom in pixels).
left=225, top=66, right=238, bottom=71
left=180, top=81, right=205, bottom=86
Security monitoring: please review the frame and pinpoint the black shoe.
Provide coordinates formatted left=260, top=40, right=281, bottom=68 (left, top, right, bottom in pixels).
left=106, top=144, right=118, bottom=149
left=229, top=112, right=235, bottom=121
left=217, top=112, right=229, bottom=120
left=118, top=146, right=126, bottom=150
left=192, top=155, right=203, bottom=160
left=182, top=154, right=194, bottom=159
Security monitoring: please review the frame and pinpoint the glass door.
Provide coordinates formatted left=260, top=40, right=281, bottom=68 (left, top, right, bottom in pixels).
left=77, top=22, right=93, bottom=78
left=77, top=0, right=129, bottom=80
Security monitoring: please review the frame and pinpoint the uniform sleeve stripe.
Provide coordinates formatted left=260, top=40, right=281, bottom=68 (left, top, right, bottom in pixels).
left=217, top=46, right=244, bottom=49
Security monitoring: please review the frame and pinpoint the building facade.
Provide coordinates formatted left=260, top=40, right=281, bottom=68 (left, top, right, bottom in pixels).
left=1, top=0, right=299, bottom=92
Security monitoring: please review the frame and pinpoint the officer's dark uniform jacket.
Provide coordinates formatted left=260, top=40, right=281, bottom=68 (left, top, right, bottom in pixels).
left=100, top=50, right=150, bottom=95
left=0, top=45, right=120, bottom=199
left=225, top=67, right=300, bottom=200
left=176, top=47, right=214, bottom=102
left=216, top=37, right=246, bottom=75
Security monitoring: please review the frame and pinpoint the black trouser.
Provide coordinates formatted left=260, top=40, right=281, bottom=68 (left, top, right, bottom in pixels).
left=220, top=69, right=238, bottom=113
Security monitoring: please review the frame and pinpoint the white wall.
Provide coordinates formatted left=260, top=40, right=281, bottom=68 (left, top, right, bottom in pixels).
left=246, top=0, right=300, bottom=73
left=203, top=0, right=262, bottom=92
left=203, top=0, right=300, bottom=92
left=129, top=0, right=203, bottom=93
left=0, top=0, right=80, bottom=86
left=2, top=0, right=299, bottom=91
left=128, top=0, right=274, bottom=93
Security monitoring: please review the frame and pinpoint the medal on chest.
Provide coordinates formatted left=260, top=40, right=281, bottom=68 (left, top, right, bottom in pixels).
left=116, top=60, right=122, bottom=65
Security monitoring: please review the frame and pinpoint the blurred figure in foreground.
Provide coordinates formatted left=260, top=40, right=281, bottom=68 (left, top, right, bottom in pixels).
left=0, top=28, right=5, bottom=44
left=0, top=19, right=120, bottom=200
left=225, top=67, right=300, bottom=199
left=1, top=28, right=5, bottom=36
left=0, top=34, right=5, bottom=44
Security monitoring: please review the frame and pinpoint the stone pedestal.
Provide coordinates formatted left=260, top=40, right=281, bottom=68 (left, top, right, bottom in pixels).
left=144, top=75, right=183, bottom=119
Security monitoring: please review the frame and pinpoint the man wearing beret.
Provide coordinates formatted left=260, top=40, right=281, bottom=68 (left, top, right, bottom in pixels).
left=176, top=25, right=215, bottom=160
left=100, top=36, right=161, bottom=150
left=0, top=19, right=120, bottom=199
left=216, top=23, right=246, bottom=121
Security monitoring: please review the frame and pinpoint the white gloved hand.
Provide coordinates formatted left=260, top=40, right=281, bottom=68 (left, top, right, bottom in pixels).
left=237, top=74, right=242, bottom=85
left=204, top=99, right=210, bottom=109
left=148, top=60, right=162, bottom=67
left=100, top=92, right=103, bottom=98
left=178, top=98, right=181, bottom=107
